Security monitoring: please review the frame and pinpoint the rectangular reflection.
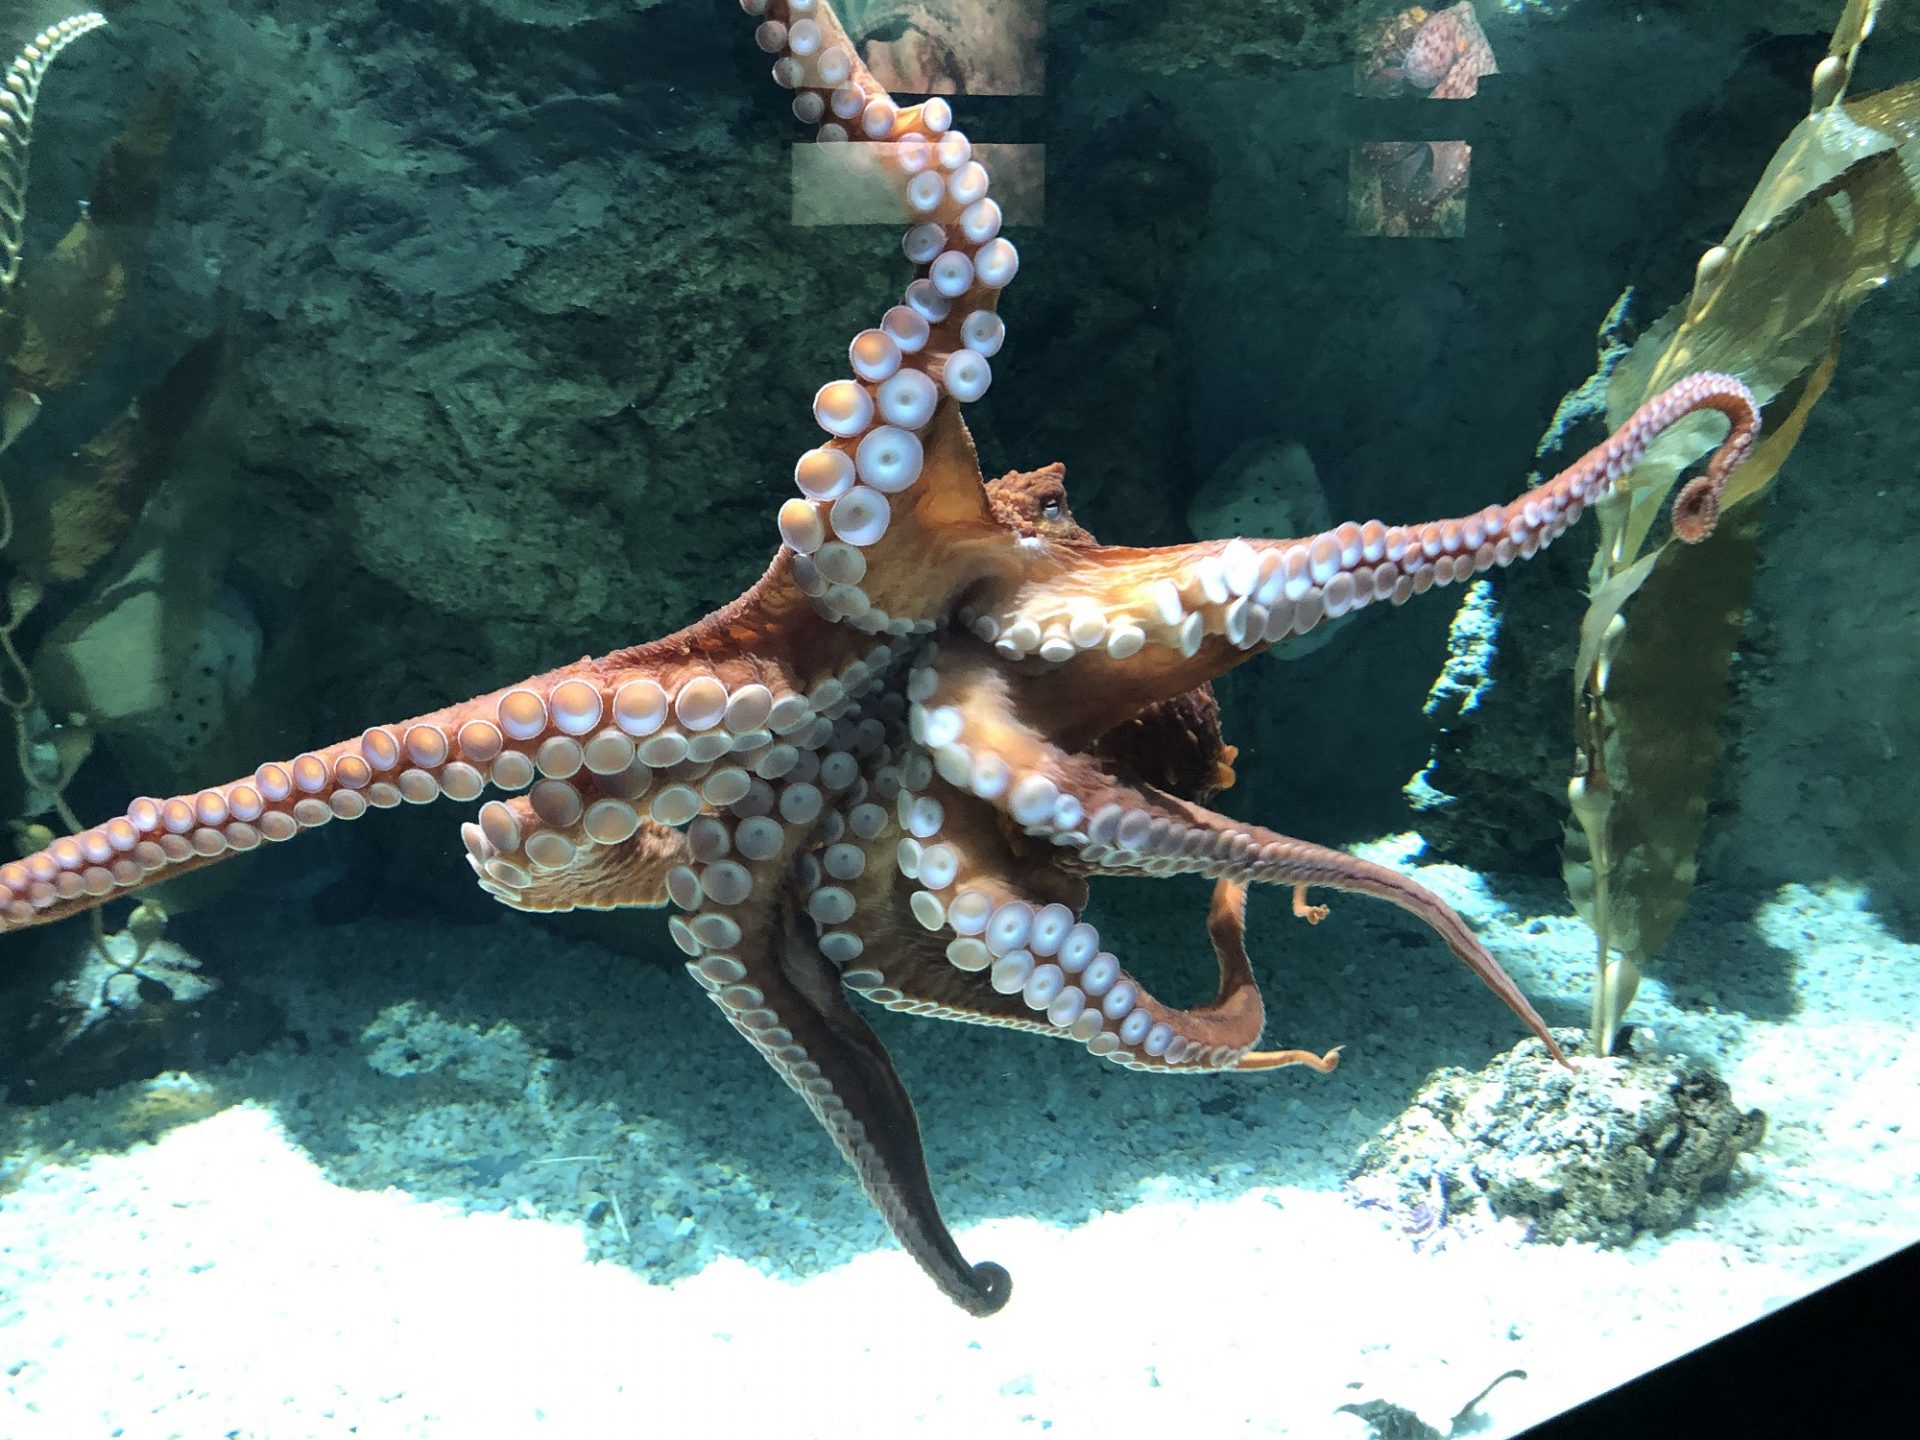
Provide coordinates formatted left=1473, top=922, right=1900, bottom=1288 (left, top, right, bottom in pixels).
left=1347, top=141, right=1473, bottom=239
left=793, top=141, right=1046, bottom=227
left=835, top=0, right=1046, bottom=97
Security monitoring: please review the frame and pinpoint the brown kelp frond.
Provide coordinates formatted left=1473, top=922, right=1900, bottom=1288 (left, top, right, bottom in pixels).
left=1567, top=2, right=1920, bottom=1056
left=7, top=80, right=174, bottom=396
left=8, top=334, right=225, bottom=587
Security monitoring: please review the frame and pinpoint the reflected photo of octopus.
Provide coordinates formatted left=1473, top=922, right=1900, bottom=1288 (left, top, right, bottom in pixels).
left=1351, top=138, right=1477, bottom=238
left=1352, top=3, right=1499, bottom=237
left=839, top=0, right=1044, bottom=97
left=0, top=0, right=1761, bottom=1314
left=1357, top=1, right=1498, bottom=101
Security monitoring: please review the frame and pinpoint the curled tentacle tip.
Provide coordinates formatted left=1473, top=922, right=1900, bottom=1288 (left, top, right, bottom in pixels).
left=1670, top=473, right=1722, bottom=543
left=1664, top=371, right=1760, bottom=544
left=961, top=1260, right=1013, bottom=1316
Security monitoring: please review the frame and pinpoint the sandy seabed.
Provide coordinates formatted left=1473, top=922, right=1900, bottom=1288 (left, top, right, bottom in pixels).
left=3, top=847, right=1915, bottom=1439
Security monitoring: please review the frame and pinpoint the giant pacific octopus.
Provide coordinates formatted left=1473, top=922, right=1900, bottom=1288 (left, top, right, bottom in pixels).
left=0, top=0, right=1759, bottom=1315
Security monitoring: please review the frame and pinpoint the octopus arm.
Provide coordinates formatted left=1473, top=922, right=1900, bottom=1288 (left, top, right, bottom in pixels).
left=676, top=795, right=1013, bottom=1316
left=958, top=373, right=1760, bottom=747
left=0, top=670, right=620, bottom=932
left=781, top=401, right=1008, bottom=632
left=768, top=894, right=1010, bottom=1316
left=823, top=766, right=1343, bottom=1073
left=1204, top=878, right=1345, bottom=1073
left=462, top=801, right=688, bottom=913
left=0, top=599, right=847, bottom=933
left=753, top=0, right=1020, bottom=634
left=906, top=635, right=1567, bottom=1067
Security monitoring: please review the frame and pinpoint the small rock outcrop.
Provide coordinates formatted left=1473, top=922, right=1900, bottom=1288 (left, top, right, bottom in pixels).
left=1350, top=1028, right=1767, bottom=1247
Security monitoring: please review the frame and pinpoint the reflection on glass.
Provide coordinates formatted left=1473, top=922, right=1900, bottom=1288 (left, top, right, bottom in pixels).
left=1352, top=4, right=1497, bottom=237
left=793, top=141, right=1046, bottom=227
left=1349, top=139, right=1474, bottom=238
left=837, top=0, right=1045, bottom=96
left=1356, top=1, right=1498, bottom=100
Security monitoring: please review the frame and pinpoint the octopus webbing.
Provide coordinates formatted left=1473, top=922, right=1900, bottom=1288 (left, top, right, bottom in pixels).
left=0, top=0, right=1760, bottom=1315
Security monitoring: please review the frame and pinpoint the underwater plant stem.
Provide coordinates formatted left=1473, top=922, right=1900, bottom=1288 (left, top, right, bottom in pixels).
left=1589, top=925, right=1613, bottom=1056
left=1573, top=660, right=1621, bottom=1057
left=1588, top=756, right=1614, bottom=1056
left=0, top=625, right=28, bottom=712
left=1, top=580, right=100, bottom=863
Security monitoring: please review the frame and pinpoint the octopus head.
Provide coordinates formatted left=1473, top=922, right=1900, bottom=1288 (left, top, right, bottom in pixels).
left=985, top=462, right=1092, bottom=547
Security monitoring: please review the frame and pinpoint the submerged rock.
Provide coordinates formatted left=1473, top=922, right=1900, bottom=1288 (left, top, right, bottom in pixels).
left=0, top=928, right=285, bottom=1103
left=1350, top=1027, right=1767, bottom=1247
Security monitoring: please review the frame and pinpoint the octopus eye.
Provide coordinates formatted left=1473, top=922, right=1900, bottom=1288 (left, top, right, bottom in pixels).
left=1040, top=496, right=1063, bottom=519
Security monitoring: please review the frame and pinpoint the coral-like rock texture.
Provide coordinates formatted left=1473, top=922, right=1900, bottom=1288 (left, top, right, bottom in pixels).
left=1352, top=1029, right=1768, bottom=1246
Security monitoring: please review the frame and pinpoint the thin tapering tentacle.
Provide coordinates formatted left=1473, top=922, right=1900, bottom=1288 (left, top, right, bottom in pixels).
left=821, top=764, right=1346, bottom=1073
left=648, top=691, right=1012, bottom=1315
left=956, top=373, right=1760, bottom=745
left=908, top=635, right=1569, bottom=1067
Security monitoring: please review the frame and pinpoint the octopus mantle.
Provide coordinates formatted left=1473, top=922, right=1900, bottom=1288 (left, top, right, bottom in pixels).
left=0, top=0, right=1759, bottom=1315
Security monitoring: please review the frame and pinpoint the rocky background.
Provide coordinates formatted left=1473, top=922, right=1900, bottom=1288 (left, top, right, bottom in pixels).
left=3, top=0, right=1915, bottom=961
